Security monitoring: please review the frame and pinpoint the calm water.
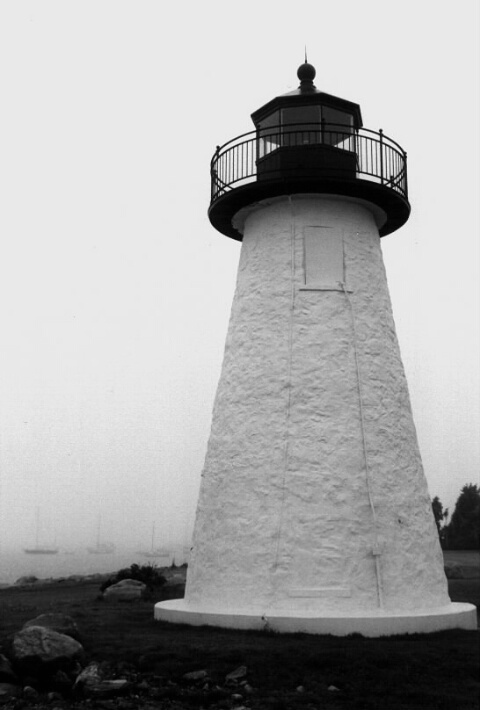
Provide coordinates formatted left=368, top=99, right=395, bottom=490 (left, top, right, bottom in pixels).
left=0, top=548, right=188, bottom=586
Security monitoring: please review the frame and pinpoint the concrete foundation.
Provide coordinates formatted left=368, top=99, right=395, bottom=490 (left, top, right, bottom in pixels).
left=154, top=599, right=477, bottom=636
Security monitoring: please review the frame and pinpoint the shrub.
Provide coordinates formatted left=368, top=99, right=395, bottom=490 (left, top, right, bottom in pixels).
left=100, top=563, right=167, bottom=593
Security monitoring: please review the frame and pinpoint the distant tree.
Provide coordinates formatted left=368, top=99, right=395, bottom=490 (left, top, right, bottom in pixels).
left=431, top=496, right=449, bottom=549
left=445, top=484, right=480, bottom=550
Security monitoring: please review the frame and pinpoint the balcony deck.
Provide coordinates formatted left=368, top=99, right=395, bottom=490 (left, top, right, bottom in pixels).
left=208, top=124, right=410, bottom=240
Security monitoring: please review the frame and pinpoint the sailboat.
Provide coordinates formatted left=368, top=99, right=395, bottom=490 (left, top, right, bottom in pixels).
left=87, top=516, right=115, bottom=554
left=138, top=523, right=170, bottom=559
left=24, top=508, right=59, bottom=555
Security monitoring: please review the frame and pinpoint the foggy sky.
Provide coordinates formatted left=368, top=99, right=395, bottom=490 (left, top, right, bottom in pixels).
left=0, top=0, right=478, bottom=552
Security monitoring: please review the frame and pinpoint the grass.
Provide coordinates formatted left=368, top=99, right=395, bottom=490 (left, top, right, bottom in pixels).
left=0, top=556, right=478, bottom=709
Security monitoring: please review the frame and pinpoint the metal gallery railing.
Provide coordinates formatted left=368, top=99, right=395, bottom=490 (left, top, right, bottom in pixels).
left=210, top=123, right=408, bottom=204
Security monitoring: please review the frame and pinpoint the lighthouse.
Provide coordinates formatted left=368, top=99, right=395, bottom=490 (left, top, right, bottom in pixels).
left=155, top=62, right=476, bottom=635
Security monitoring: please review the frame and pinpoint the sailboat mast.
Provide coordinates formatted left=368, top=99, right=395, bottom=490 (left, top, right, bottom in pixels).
left=35, top=507, right=40, bottom=548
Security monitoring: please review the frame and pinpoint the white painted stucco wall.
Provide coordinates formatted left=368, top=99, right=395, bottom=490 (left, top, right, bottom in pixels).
left=185, top=195, right=449, bottom=616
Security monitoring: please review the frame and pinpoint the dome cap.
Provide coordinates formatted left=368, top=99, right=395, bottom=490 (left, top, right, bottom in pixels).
left=297, top=61, right=316, bottom=91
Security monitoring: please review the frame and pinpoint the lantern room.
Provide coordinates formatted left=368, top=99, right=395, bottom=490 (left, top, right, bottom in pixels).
left=252, top=63, right=362, bottom=183
left=208, top=62, right=410, bottom=240
left=253, top=62, right=361, bottom=148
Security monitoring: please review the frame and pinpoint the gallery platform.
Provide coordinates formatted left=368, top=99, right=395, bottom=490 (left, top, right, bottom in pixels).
left=154, top=600, right=477, bottom=637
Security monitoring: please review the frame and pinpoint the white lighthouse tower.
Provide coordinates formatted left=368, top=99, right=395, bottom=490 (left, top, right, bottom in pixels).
left=155, top=62, right=476, bottom=635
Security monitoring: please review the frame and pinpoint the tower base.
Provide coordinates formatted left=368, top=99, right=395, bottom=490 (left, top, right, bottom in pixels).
left=154, top=600, right=477, bottom=637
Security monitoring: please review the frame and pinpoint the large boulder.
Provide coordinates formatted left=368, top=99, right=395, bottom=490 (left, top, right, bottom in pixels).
left=103, top=578, right=146, bottom=601
left=11, top=626, right=84, bottom=674
left=23, top=613, right=81, bottom=641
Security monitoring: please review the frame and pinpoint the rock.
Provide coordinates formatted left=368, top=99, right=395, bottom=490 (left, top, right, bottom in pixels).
left=74, top=662, right=101, bottom=690
left=23, top=613, right=81, bottom=641
left=0, top=654, right=17, bottom=683
left=12, top=626, right=84, bottom=672
left=103, top=579, right=147, bottom=601
left=23, top=685, right=39, bottom=699
left=231, top=692, right=243, bottom=701
left=225, top=665, right=247, bottom=683
left=296, top=685, right=305, bottom=692
left=136, top=680, right=150, bottom=691
left=328, top=684, right=340, bottom=691
left=90, top=678, right=131, bottom=698
left=0, top=683, right=21, bottom=699
left=111, top=578, right=145, bottom=587
left=183, top=669, right=208, bottom=682
left=74, top=662, right=130, bottom=698
left=47, top=691, right=63, bottom=701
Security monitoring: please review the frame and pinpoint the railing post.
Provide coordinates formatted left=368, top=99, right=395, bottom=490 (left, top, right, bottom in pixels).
left=379, top=129, right=384, bottom=185
left=211, top=146, right=220, bottom=199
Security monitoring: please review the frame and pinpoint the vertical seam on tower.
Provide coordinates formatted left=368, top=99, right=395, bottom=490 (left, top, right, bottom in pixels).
left=272, top=196, right=296, bottom=571
left=341, top=281, right=384, bottom=608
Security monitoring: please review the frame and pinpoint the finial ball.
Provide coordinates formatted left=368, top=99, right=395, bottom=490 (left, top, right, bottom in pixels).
left=297, top=62, right=316, bottom=83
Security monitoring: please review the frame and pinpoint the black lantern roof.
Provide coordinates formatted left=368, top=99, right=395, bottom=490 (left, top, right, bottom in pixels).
left=251, top=62, right=363, bottom=129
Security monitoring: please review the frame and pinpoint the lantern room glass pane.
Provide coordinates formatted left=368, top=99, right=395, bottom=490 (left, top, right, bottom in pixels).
left=282, top=105, right=321, bottom=146
left=321, top=106, right=354, bottom=147
left=257, top=110, right=280, bottom=158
